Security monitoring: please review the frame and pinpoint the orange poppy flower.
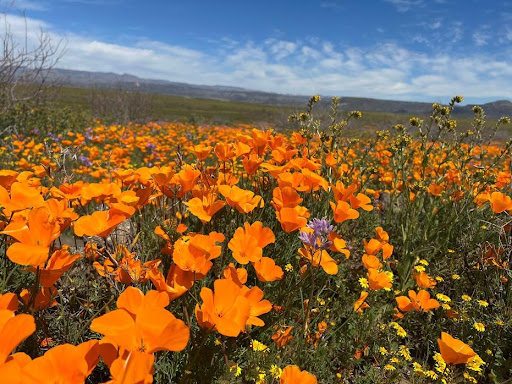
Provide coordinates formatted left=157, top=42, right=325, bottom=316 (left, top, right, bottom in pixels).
left=195, top=279, right=251, bottom=337
left=90, top=287, right=189, bottom=353
left=184, top=193, right=226, bottom=223
left=330, top=200, right=359, bottom=223
left=0, top=182, right=44, bottom=217
left=0, top=293, right=18, bottom=311
left=220, top=261, right=245, bottom=280
left=280, top=365, right=317, bottom=384
left=74, top=208, right=130, bottom=238
left=173, top=232, right=225, bottom=275
left=362, top=254, right=382, bottom=270
left=367, top=268, right=392, bottom=290
left=214, top=143, right=235, bottom=162
left=0, top=311, right=36, bottom=365
left=108, top=350, right=155, bottom=384
left=272, top=186, right=303, bottom=209
left=242, top=154, right=264, bottom=175
left=272, top=326, right=293, bottom=347
left=190, top=144, right=212, bottom=161
left=29, top=247, right=81, bottom=287
left=20, top=341, right=99, bottom=383
left=413, top=271, right=437, bottom=289
left=218, top=185, right=263, bottom=214
left=354, top=291, right=370, bottom=313
left=253, top=257, right=284, bottom=282
left=437, top=332, right=476, bottom=365
left=148, top=264, right=196, bottom=302
left=20, top=286, right=58, bottom=311
left=349, top=193, right=373, bottom=211
left=276, top=206, right=309, bottom=233
left=240, top=286, right=272, bottom=327
left=489, top=191, right=512, bottom=213
left=396, top=290, right=440, bottom=313
left=1, top=206, right=60, bottom=267
left=298, top=247, right=338, bottom=275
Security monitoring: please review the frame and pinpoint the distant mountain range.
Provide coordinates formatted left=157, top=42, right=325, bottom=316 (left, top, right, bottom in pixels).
left=47, top=68, right=512, bottom=119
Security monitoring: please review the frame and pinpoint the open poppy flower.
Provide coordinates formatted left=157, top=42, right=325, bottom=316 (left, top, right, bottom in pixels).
left=272, top=186, right=303, bottom=210
left=20, top=286, right=58, bottom=311
left=396, top=290, right=440, bottom=313
left=108, top=350, right=155, bottom=384
left=184, top=193, right=226, bottom=224
left=0, top=182, right=45, bottom=217
left=330, top=200, right=359, bottom=223
left=367, top=268, right=392, bottom=290
left=195, top=279, right=251, bottom=337
left=218, top=184, right=263, bottom=214
left=437, top=332, right=476, bottom=365
left=90, top=287, right=189, bottom=354
left=74, top=207, right=130, bottom=238
left=299, top=247, right=338, bottom=275
left=240, top=286, right=272, bottom=327
left=276, top=206, right=309, bottom=233
left=252, top=257, right=283, bottom=282
left=0, top=311, right=36, bottom=365
left=20, top=340, right=99, bottom=384
left=489, top=191, right=512, bottom=213
left=280, top=365, right=317, bottom=384
left=1, top=206, right=60, bottom=267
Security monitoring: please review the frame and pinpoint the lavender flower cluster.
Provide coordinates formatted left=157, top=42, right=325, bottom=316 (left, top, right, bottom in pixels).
left=299, top=218, right=334, bottom=250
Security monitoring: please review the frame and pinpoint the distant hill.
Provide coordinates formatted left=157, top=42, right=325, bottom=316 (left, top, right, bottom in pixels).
left=47, top=68, right=512, bottom=119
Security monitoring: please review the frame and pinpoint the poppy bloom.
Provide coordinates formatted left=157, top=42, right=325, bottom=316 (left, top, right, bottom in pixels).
left=396, top=290, right=440, bottom=313
left=354, top=291, right=370, bottom=313
left=90, top=287, right=190, bottom=353
left=437, top=332, right=476, bottom=365
left=276, top=206, right=309, bottom=233
left=367, top=268, right=392, bottom=290
left=0, top=311, right=36, bottom=365
left=272, top=326, right=293, bottom=347
left=20, top=341, right=99, bottom=383
left=330, top=200, right=359, bottom=223
left=195, top=278, right=250, bottom=337
left=280, top=365, right=317, bottom=384
left=73, top=208, right=130, bottom=238
left=1, top=206, right=60, bottom=267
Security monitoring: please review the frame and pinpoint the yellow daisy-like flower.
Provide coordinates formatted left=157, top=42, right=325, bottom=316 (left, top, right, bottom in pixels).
left=419, top=259, right=429, bottom=266
left=452, top=274, right=460, bottom=280
left=477, top=300, right=489, bottom=307
left=414, top=265, right=426, bottom=273
left=391, top=357, right=400, bottom=364
left=285, top=263, right=293, bottom=272
left=359, top=277, right=369, bottom=288
left=425, top=370, right=438, bottom=380
left=399, top=345, right=412, bottom=361
left=317, top=297, right=326, bottom=306
left=473, top=322, right=485, bottom=332
left=251, top=340, right=268, bottom=352
left=496, top=320, right=504, bottom=326
left=466, top=355, right=485, bottom=372
left=441, top=303, right=451, bottom=310
left=436, top=293, right=451, bottom=303
left=269, top=365, right=282, bottom=379
left=435, top=276, right=444, bottom=282
left=413, top=362, right=424, bottom=375
left=380, top=347, right=388, bottom=355
left=462, top=294, right=472, bottom=302
left=230, top=363, right=242, bottom=377
left=384, top=364, right=396, bottom=371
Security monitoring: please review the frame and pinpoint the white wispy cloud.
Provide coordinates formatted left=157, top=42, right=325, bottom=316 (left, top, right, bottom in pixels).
left=384, top=0, right=426, bottom=12
left=2, top=13, right=512, bottom=102
left=473, top=26, right=492, bottom=46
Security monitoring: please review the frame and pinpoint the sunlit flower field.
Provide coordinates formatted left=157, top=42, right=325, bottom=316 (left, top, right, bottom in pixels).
left=0, top=96, right=511, bottom=383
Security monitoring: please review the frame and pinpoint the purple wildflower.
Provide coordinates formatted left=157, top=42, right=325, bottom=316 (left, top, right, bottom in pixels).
left=299, top=218, right=334, bottom=250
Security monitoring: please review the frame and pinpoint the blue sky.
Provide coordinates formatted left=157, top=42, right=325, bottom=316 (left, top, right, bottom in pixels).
left=5, top=0, right=512, bottom=104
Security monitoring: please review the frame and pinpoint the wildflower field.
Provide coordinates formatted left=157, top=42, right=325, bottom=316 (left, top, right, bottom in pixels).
left=1, top=95, right=512, bottom=383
